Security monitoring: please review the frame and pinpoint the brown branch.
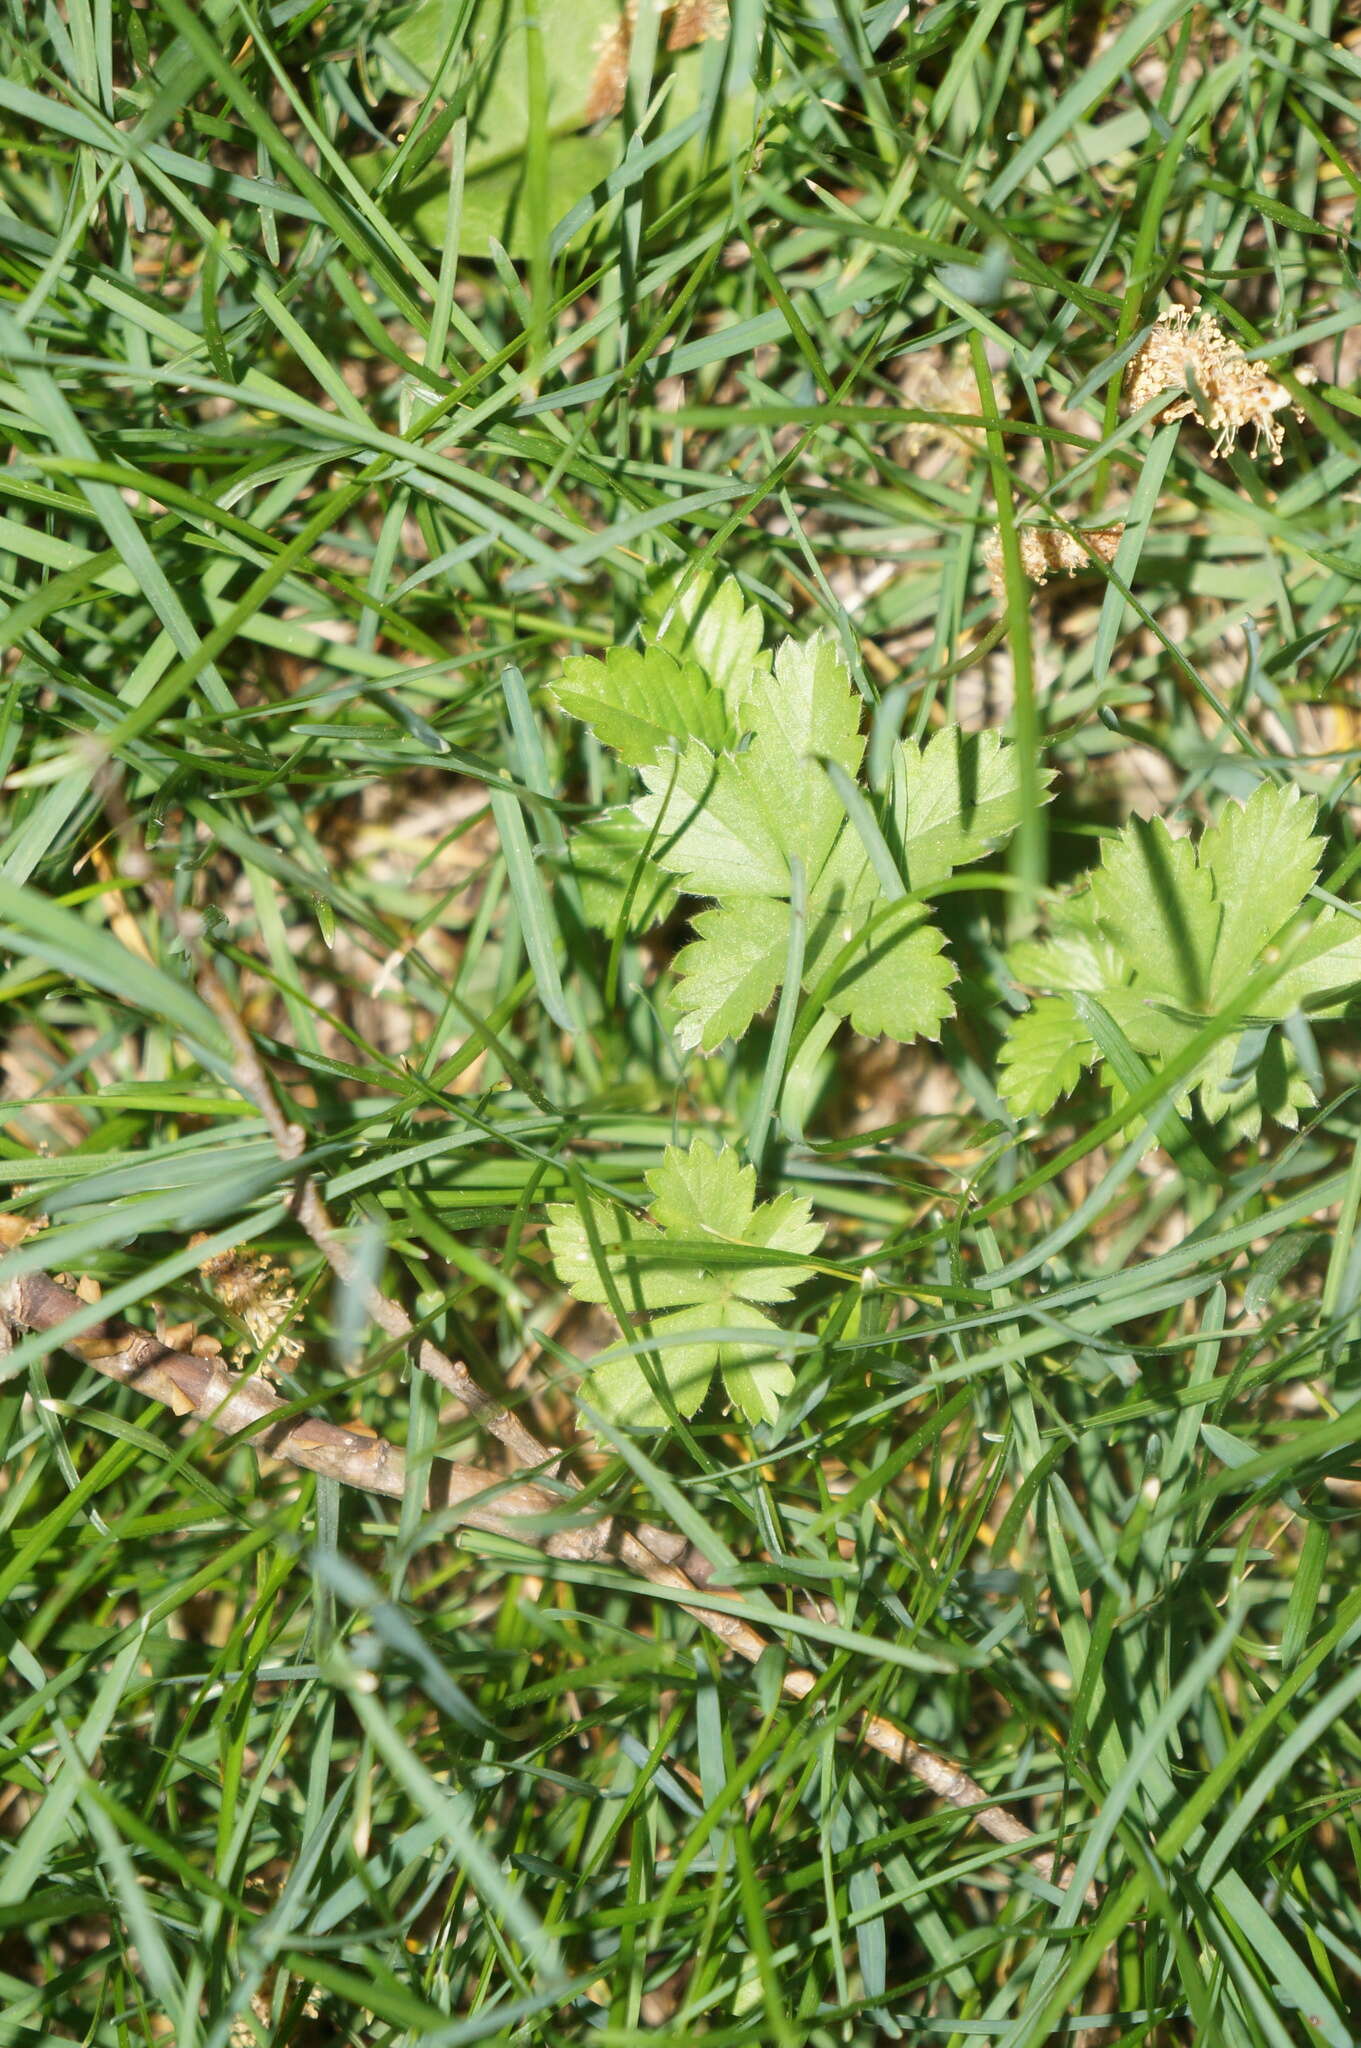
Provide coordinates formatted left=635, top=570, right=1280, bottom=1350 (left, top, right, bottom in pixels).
left=4, top=1266, right=1094, bottom=1902
left=0, top=1270, right=581, bottom=1547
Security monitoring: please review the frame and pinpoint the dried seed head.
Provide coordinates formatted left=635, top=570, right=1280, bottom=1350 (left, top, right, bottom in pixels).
left=195, top=1235, right=303, bottom=1365
left=984, top=523, right=1123, bottom=598
left=1124, top=306, right=1316, bottom=464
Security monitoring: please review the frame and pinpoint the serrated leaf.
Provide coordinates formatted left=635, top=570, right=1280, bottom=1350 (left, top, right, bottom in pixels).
left=544, top=1197, right=700, bottom=1311
left=547, top=1140, right=822, bottom=1430
left=584, top=1316, right=716, bottom=1429
left=739, top=632, right=865, bottom=788
left=568, top=810, right=679, bottom=933
left=647, top=1138, right=758, bottom=1239
left=1200, top=783, right=1323, bottom=1001
left=583, top=1301, right=790, bottom=1430
left=645, top=570, right=771, bottom=712
left=1007, top=913, right=1124, bottom=995
left=555, top=644, right=730, bottom=766
left=893, top=726, right=1047, bottom=892
left=997, top=784, right=1360, bottom=1141
left=1248, top=909, right=1361, bottom=1019
left=670, top=897, right=788, bottom=1051
left=1089, top=816, right=1219, bottom=1008
left=997, top=995, right=1095, bottom=1117
left=807, top=896, right=955, bottom=1043
left=1196, top=1030, right=1315, bottom=1140
left=645, top=1141, right=821, bottom=1299
left=633, top=743, right=788, bottom=898
left=718, top=1313, right=795, bottom=1425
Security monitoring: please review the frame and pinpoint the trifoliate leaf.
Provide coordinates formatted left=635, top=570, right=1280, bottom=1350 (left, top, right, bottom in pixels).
left=997, top=994, right=1095, bottom=1117
left=555, top=644, right=731, bottom=767
left=569, top=810, right=679, bottom=934
left=891, top=726, right=1049, bottom=892
left=645, top=570, right=771, bottom=712
left=1198, top=782, right=1322, bottom=1001
left=547, top=1138, right=822, bottom=1428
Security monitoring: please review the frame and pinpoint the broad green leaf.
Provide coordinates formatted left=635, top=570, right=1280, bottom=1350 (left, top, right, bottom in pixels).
left=634, top=741, right=805, bottom=899
left=1089, top=815, right=1219, bottom=1008
left=997, top=994, right=1095, bottom=1117
left=567, top=811, right=678, bottom=933
left=585, top=1315, right=718, bottom=1430
left=554, top=645, right=731, bottom=767
left=548, top=1140, right=823, bottom=1428
left=1008, top=913, right=1124, bottom=996
left=807, top=897, right=955, bottom=1044
left=1257, top=911, right=1361, bottom=1017
left=716, top=1309, right=795, bottom=1426
left=740, top=633, right=864, bottom=776
left=997, top=784, right=1361, bottom=1139
left=543, top=1197, right=697, bottom=1311
left=671, top=897, right=788, bottom=1052
left=1199, top=782, right=1323, bottom=1001
left=634, top=635, right=864, bottom=901
left=892, top=726, right=1047, bottom=892
left=1196, top=1031, right=1314, bottom=1139
left=645, top=570, right=771, bottom=713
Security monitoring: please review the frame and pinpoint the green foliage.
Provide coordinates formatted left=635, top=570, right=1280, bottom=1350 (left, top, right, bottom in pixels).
left=546, top=1137, right=822, bottom=1426
left=365, top=0, right=754, bottom=255
left=555, top=576, right=1041, bottom=1052
left=7, top=0, right=1361, bottom=2038
left=1001, top=784, right=1361, bottom=1137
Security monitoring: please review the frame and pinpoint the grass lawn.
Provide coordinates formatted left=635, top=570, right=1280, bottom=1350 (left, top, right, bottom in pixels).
left=3, top=1, right=1361, bottom=2041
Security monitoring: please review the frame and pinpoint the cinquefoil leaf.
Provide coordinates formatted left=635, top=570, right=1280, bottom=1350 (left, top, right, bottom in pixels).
left=645, top=569, right=771, bottom=713
left=999, top=781, right=1360, bottom=1137
left=547, top=1138, right=822, bottom=1427
left=555, top=644, right=731, bottom=767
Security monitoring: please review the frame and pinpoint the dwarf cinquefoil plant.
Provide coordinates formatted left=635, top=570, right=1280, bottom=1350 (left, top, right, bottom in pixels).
left=555, top=574, right=1041, bottom=1053
left=546, top=1138, right=821, bottom=1427
left=1000, top=782, right=1361, bottom=1140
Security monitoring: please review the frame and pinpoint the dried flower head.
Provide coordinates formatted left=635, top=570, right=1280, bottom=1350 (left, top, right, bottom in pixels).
left=984, top=523, right=1123, bottom=598
left=1124, top=305, right=1316, bottom=464
left=194, top=1235, right=303, bottom=1366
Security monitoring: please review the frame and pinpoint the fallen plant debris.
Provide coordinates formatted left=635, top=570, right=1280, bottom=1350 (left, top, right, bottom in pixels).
left=984, top=522, right=1124, bottom=596
left=1123, top=304, right=1318, bottom=463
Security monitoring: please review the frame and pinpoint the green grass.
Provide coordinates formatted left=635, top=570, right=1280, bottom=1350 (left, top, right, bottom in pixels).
left=3, top=1, right=1361, bottom=2041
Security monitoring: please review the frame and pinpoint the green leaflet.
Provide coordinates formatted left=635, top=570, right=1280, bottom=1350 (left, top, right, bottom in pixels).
left=1000, top=782, right=1361, bottom=1139
left=553, top=570, right=1036, bottom=1053
left=545, top=1140, right=823, bottom=1428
